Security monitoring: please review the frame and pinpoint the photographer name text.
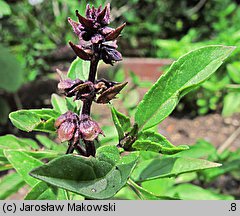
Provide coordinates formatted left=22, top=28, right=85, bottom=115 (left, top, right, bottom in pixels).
left=2, top=202, right=116, bottom=213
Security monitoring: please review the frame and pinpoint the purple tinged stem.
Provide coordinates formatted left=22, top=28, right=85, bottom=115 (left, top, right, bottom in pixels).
left=80, top=51, right=100, bottom=156
left=66, top=143, right=75, bottom=154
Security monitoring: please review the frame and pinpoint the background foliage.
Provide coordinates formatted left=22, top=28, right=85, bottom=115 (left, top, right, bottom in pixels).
left=0, top=0, right=240, bottom=200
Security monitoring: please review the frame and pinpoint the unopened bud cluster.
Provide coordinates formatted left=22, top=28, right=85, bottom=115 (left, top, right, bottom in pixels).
left=68, top=3, right=125, bottom=65
left=55, top=111, right=103, bottom=143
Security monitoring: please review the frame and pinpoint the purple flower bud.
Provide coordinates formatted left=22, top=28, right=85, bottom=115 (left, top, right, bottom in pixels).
left=73, top=81, right=95, bottom=101
left=85, top=4, right=92, bottom=19
left=76, top=10, right=94, bottom=29
left=79, top=115, right=104, bottom=141
left=100, top=26, right=114, bottom=36
left=96, top=81, right=128, bottom=104
left=57, top=121, right=76, bottom=142
left=55, top=111, right=80, bottom=143
left=91, top=34, right=104, bottom=44
left=58, top=78, right=83, bottom=91
left=101, top=46, right=122, bottom=65
left=68, top=3, right=124, bottom=64
left=101, top=3, right=111, bottom=25
left=68, top=17, right=82, bottom=37
left=69, top=41, right=91, bottom=60
left=105, top=23, right=126, bottom=41
left=96, top=4, right=109, bottom=24
left=58, top=78, right=96, bottom=101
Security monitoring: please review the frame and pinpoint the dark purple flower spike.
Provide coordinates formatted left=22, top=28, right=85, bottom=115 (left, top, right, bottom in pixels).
left=68, top=3, right=125, bottom=65
left=55, top=3, right=127, bottom=157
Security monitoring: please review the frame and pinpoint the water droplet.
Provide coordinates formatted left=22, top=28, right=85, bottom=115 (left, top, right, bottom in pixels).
left=91, top=188, right=96, bottom=192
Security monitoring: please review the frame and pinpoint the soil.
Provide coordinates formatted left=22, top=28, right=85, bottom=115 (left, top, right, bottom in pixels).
left=159, top=113, right=240, bottom=150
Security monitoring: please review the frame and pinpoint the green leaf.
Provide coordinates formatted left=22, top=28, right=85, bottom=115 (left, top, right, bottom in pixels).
left=25, top=150, right=60, bottom=160
left=133, top=131, right=189, bottom=154
left=135, top=45, right=235, bottom=130
left=227, top=62, right=240, bottom=84
left=114, top=68, right=125, bottom=82
left=66, top=97, right=81, bottom=114
left=0, top=45, right=23, bottom=92
left=201, top=159, right=240, bottom=182
left=132, top=140, right=188, bottom=155
left=9, top=109, right=60, bottom=133
left=0, top=172, right=25, bottom=199
left=127, top=179, right=178, bottom=200
left=111, top=106, right=131, bottom=140
left=0, top=0, right=11, bottom=18
left=165, top=183, right=234, bottom=200
left=138, top=151, right=160, bottom=162
left=175, top=139, right=217, bottom=160
left=131, top=156, right=221, bottom=182
left=36, top=135, right=56, bottom=150
left=129, top=71, right=141, bottom=86
left=25, top=182, right=58, bottom=200
left=36, top=134, right=66, bottom=151
left=222, top=92, right=240, bottom=116
left=57, top=189, right=69, bottom=200
left=0, top=135, right=58, bottom=161
left=0, top=134, right=39, bottom=159
left=0, top=134, right=38, bottom=151
left=99, top=125, right=118, bottom=146
left=0, top=162, right=12, bottom=171
left=67, top=57, right=90, bottom=80
left=51, top=94, right=68, bottom=114
left=30, top=146, right=138, bottom=199
left=114, top=186, right=140, bottom=200
left=141, top=178, right=175, bottom=196
left=4, top=150, right=43, bottom=187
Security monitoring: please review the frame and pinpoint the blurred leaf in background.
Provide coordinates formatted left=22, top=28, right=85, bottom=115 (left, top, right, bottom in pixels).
left=0, top=45, right=24, bottom=92
left=0, top=0, right=11, bottom=18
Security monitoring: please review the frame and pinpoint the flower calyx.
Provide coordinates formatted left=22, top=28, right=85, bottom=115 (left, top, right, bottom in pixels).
left=95, top=79, right=128, bottom=104
left=54, top=111, right=80, bottom=143
left=58, top=77, right=127, bottom=104
left=55, top=111, right=104, bottom=144
left=79, top=115, right=104, bottom=141
left=58, top=78, right=95, bottom=101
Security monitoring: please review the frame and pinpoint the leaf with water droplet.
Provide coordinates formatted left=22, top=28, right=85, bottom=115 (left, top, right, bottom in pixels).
left=30, top=146, right=139, bottom=199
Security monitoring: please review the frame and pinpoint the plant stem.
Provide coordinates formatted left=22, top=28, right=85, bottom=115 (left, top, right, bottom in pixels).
left=75, top=143, right=87, bottom=156
left=80, top=53, right=99, bottom=156
left=85, top=140, right=96, bottom=157
left=81, top=54, right=99, bottom=116
left=127, top=179, right=144, bottom=200
left=66, top=143, right=75, bottom=154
